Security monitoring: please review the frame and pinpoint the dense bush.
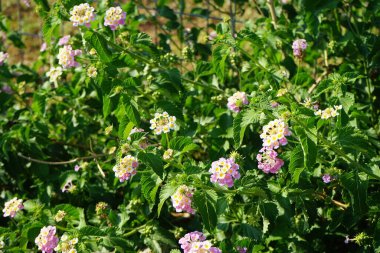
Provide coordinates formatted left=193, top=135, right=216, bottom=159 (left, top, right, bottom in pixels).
left=1, top=0, right=380, bottom=252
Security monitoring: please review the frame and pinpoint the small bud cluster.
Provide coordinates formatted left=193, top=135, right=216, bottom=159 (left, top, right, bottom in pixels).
left=69, top=3, right=95, bottom=27
left=54, top=210, right=66, bottom=222
left=54, top=234, right=78, bottom=253
left=292, top=39, right=307, bottom=58
left=104, top=7, right=126, bottom=30
left=2, top=197, right=24, bottom=218
left=150, top=112, right=176, bottom=135
left=209, top=157, right=240, bottom=188
left=171, top=185, right=195, bottom=214
left=179, top=231, right=221, bottom=253
left=57, top=45, right=82, bottom=68
left=113, top=155, right=138, bottom=182
left=163, top=149, right=174, bottom=160
left=0, top=52, right=8, bottom=66
left=46, top=67, right=63, bottom=83
left=87, top=66, right=97, bottom=78
left=227, top=91, right=249, bottom=113
left=35, top=226, right=59, bottom=253
left=314, top=105, right=342, bottom=119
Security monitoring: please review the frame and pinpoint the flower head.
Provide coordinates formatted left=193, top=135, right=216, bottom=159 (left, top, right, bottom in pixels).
left=58, top=35, right=71, bottom=46
left=260, top=119, right=291, bottom=149
left=57, top=45, right=82, bottom=68
left=171, top=185, right=195, bottom=214
left=54, top=210, right=66, bottom=222
left=236, top=247, right=247, bottom=253
left=209, top=157, right=240, bottom=188
left=3, top=197, right=24, bottom=218
left=322, top=174, right=332, bottom=183
left=74, top=165, right=81, bottom=172
left=104, top=6, right=126, bottom=30
left=54, top=234, right=78, bottom=253
left=292, top=39, right=307, bottom=58
left=113, top=155, right=138, bottom=182
left=163, top=149, right=174, bottom=160
left=40, top=43, right=47, bottom=52
left=150, top=112, right=177, bottom=135
left=227, top=91, right=249, bottom=112
left=257, top=147, right=284, bottom=174
left=46, top=66, right=63, bottom=83
left=87, top=66, right=97, bottom=78
left=35, top=226, right=59, bottom=253
left=208, top=31, right=217, bottom=41
left=314, top=105, right=342, bottom=119
left=69, top=3, right=95, bottom=27
left=0, top=52, right=9, bottom=66
left=179, top=231, right=221, bottom=253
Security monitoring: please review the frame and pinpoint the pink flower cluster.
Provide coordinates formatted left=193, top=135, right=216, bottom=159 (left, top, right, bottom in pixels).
left=209, top=157, right=240, bottom=188
left=57, top=45, right=82, bottom=68
left=113, top=155, right=138, bottom=182
left=292, top=39, right=307, bottom=58
left=256, top=147, right=284, bottom=174
left=35, top=226, right=59, bottom=253
left=227, top=91, right=249, bottom=112
left=104, top=6, right=126, bottom=30
left=0, top=52, right=8, bottom=66
left=179, top=231, right=221, bottom=253
left=58, top=35, right=70, bottom=46
left=257, top=119, right=291, bottom=174
left=3, top=197, right=24, bottom=218
left=171, top=185, right=195, bottom=214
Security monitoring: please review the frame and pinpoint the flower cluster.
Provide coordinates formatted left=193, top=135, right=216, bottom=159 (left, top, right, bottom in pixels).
left=87, top=66, right=97, bottom=78
left=35, top=226, right=59, bottom=253
left=46, top=66, right=63, bottom=83
left=113, top=155, right=138, bottom=182
left=292, top=39, right=307, bottom=58
left=58, top=35, right=70, bottom=46
left=257, top=119, right=291, bottom=174
left=227, top=91, right=249, bottom=112
left=54, top=210, right=66, bottom=222
left=0, top=52, right=8, bottom=66
left=54, top=234, right=78, bottom=253
left=314, top=105, right=342, bottom=119
left=209, top=157, right=240, bottom=188
left=256, top=147, right=284, bottom=174
left=171, top=185, right=195, bottom=214
left=104, top=6, right=126, bottom=30
left=179, top=231, right=221, bottom=253
left=150, top=112, right=176, bottom=135
left=163, top=149, right=174, bottom=160
left=322, top=174, right=332, bottom=183
left=69, top=3, right=95, bottom=27
left=260, top=119, right=291, bottom=149
left=3, top=197, right=24, bottom=218
left=57, top=45, right=82, bottom=68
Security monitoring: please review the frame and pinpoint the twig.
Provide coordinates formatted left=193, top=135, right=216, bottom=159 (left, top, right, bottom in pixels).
left=18, top=152, right=109, bottom=165
left=266, top=0, right=278, bottom=29
left=315, top=193, right=349, bottom=210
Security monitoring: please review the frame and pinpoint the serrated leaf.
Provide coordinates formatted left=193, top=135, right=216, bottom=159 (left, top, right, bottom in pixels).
left=140, top=173, right=161, bottom=203
left=139, top=152, right=164, bottom=178
left=79, top=226, right=106, bottom=237
left=103, top=95, right=111, bottom=119
left=236, top=223, right=262, bottom=240
left=157, top=183, right=178, bottom=216
left=54, top=204, right=80, bottom=220
left=341, top=172, right=368, bottom=218
left=288, top=145, right=304, bottom=183
left=84, top=31, right=113, bottom=63
left=212, top=44, right=230, bottom=83
left=294, top=127, right=317, bottom=170
left=193, top=190, right=218, bottom=231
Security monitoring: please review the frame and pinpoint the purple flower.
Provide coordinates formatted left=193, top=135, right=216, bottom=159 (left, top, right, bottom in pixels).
left=179, top=231, right=221, bottom=253
left=40, top=42, right=47, bottom=52
left=74, top=165, right=81, bottom=172
left=292, top=39, right=307, bottom=58
left=209, top=31, right=217, bottom=41
left=0, top=52, right=9, bottom=66
left=57, top=45, right=82, bottom=68
left=237, top=246, right=248, bottom=253
left=209, top=157, right=240, bottom=188
left=322, top=174, right=332, bottom=183
left=227, top=91, right=249, bottom=113
left=257, top=147, right=284, bottom=174
left=104, top=7, right=126, bottom=30
left=1, top=85, right=13, bottom=94
left=35, top=226, right=59, bottom=253
left=58, top=35, right=70, bottom=46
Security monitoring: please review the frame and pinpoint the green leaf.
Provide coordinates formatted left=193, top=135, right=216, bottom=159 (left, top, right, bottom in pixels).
left=341, top=172, right=368, bottom=218
left=212, top=44, right=231, bottom=83
left=193, top=189, right=218, bottom=232
left=103, top=95, right=111, bottom=119
left=236, top=223, right=262, bottom=240
left=84, top=31, right=113, bottom=63
left=294, top=127, right=317, bottom=170
left=140, top=173, right=162, bottom=203
left=138, top=152, right=164, bottom=179
left=53, top=204, right=80, bottom=220
left=233, top=113, right=245, bottom=149
left=32, top=93, right=46, bottom=116
left=288, top=145, right=304, bottom=183
left=157, top=183, right=178, bottom=216
left=79, top=226, right=107, bottom=237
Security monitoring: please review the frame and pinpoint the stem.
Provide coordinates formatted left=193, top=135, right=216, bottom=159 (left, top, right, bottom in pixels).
left=266, top=0, right=278, bottom=29
left=17, top=152, right=109, bottom=165
left=165, top=133, right=170, bottom=149
left=113, top=30, right=116, bottom=43
left=294, top=58, right=300, bottom=86
left=315, top=193, right=349, bottom=209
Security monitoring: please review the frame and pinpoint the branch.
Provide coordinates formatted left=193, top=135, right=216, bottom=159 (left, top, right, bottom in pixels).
left=17, top=152, right=109, bottom=165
